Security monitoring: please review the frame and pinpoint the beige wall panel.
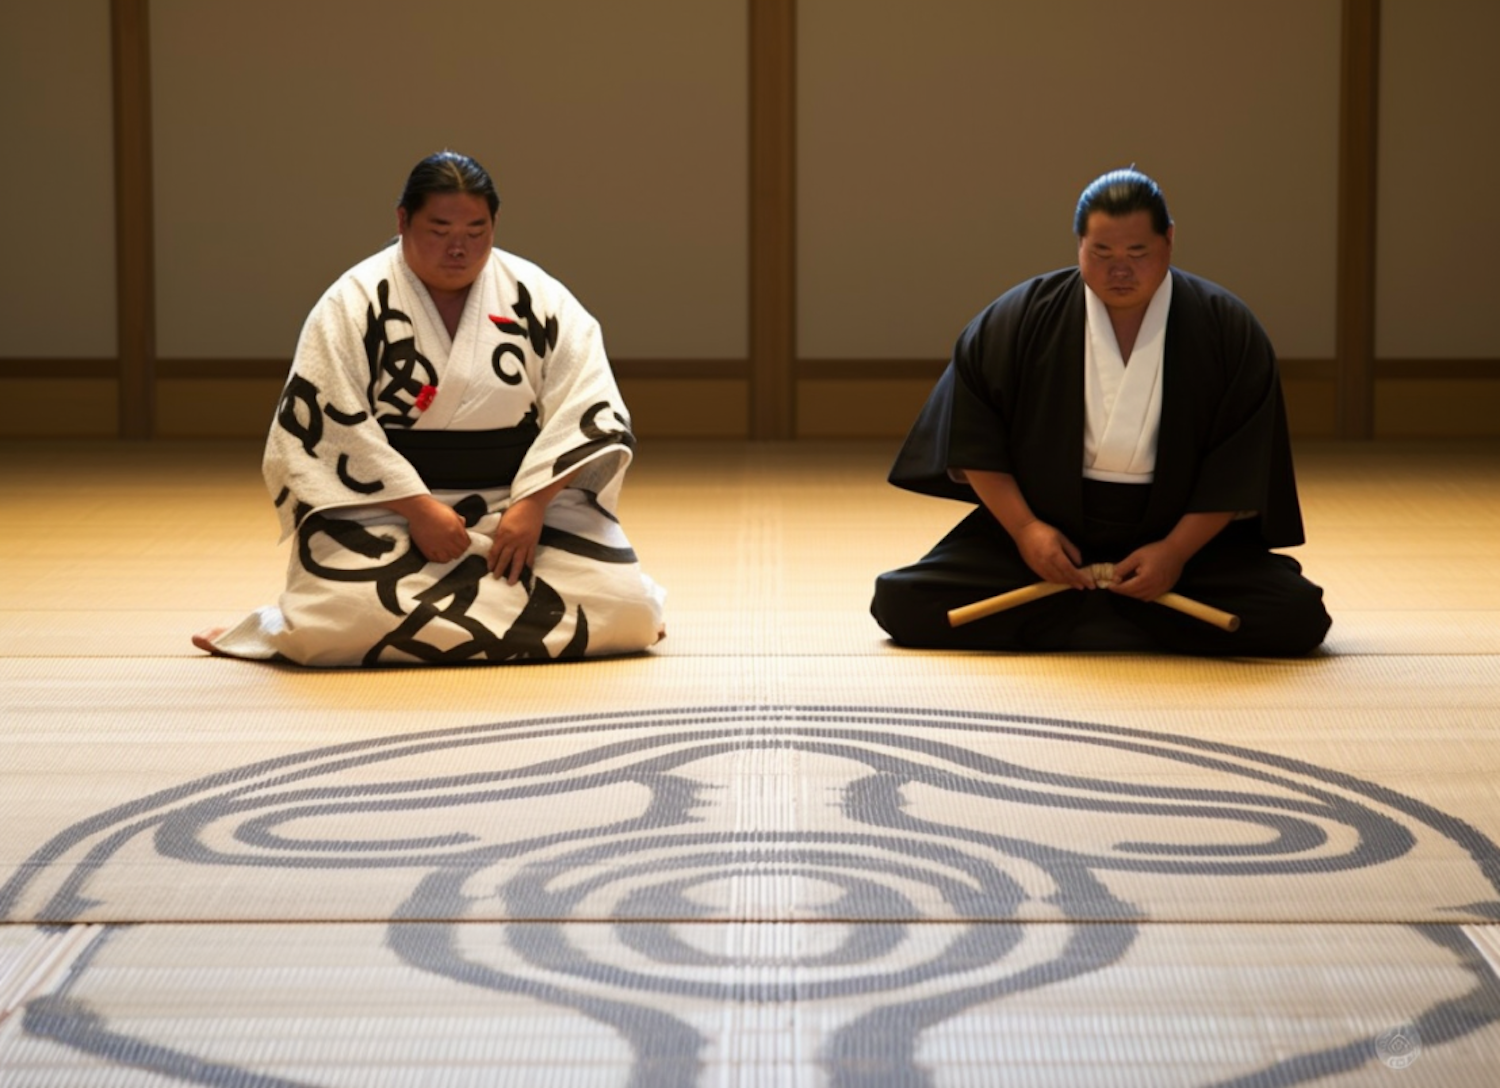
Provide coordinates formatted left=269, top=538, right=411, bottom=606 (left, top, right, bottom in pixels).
left=1375, top=380, right=1500, bottom=439
left=152, top=0, right=746, bottom=361
left=797, top=378, right=932, bottom=439
left=798, top=0, right=1339, bottom=361
left=156, top=380, right=283, bottom=439
left=617, top=378, right=749, bottom=439
left=1377, top=0, right=1500, bottom=359
left=0, top=2, right=116, bottom=358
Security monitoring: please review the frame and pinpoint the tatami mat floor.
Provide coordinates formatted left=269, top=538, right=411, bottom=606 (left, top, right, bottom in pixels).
left=2, top=438, right=1498, bottom=1085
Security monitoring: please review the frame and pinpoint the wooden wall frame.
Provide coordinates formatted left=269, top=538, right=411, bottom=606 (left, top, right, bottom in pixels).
left=112, top=0, right=156, bottom=440
left=1336, top=0, right=1380, bottom=439
left=749, top=0, right=796, bottom=439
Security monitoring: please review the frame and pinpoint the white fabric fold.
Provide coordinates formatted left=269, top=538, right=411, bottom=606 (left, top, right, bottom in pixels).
left=1082, top=273, right=1172, bottom=484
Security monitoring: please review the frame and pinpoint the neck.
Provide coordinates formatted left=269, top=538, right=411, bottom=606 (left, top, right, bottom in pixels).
left=1108, top=310, right=1146, bottom=363
left=426, top=282, right=470, bottom=305
left=427, top=283, right=471, bottom=339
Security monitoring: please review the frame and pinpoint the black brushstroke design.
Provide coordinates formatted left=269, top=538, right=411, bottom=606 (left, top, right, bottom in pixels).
left=335, top=453, right=384, bottom=495
left=554, top=401, right=636, bottom=477
left=491, top=341, right=526, bottom=386
left=275, top=375, right=324, bottom=457
left=296, top=511, right=423, bottom=617
left=510, top=282, right=559, bottom=358
left=364, top=279, right=438, bottom=424
left=538, top=526, right=637, bottom=564
left=560, top=605, right=589, bottom=658
left=453, top=494, right=488, bottom=527
left=489, top=282, right=558, bottom=384
left=361, top=561, right=580, bottom=665
left=573, top=488, right=620, bottom=525
left=324, top=403, right=369, bottom=427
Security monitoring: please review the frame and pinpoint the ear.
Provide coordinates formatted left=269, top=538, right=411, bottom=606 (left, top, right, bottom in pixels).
left=396, top=207, right=410, bottom=235
left=1164, top=224, right=1175, bottom=250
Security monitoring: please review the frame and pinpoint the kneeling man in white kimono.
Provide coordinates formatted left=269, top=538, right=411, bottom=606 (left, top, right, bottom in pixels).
left=195, top=151, right=665, bottom=666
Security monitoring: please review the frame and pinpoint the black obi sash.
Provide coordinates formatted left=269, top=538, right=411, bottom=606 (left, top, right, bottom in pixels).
left=383, top=421, right=540, bottom=490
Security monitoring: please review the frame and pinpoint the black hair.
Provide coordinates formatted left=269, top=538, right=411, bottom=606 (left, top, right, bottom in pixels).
left=1073, top=167, right=1171, bottom=236
left=397, top=151, right=500, bottom=218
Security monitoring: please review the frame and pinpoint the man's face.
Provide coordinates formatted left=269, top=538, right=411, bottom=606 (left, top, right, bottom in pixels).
left=397, top=192, right=495, bottom=295
left=1077, top=210, right=1174, bottom=316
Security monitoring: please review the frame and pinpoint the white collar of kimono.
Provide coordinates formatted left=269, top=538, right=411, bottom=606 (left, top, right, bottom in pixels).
left=393, top=245, right=489, bottom=353
left=1082, top=271, right=1172, bottom=484
left=391, top=244, right=498, bottom=432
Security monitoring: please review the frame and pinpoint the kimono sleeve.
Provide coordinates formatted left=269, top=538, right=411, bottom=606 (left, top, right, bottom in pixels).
left=1181, top=288, right=1306, bottom=547
left=263, top=283, right=429, bottom=542
left=888, top=297, right=1024, bottom=502
left=508, top=288, right=635, bottom=513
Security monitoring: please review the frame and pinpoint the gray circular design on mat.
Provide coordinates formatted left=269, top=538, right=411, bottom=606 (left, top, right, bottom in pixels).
left=5, top=705, right=1500, bottom=1088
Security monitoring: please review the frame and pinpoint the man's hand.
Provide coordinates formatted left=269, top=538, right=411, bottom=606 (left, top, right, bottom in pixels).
left=488, top=494, right=547, bottom=584
left=962, top=469, right=1095, bottom=590
left=1107, top=541, right=1186, bottom=601
left=1109, top=512, right=1236, bottom=600
left=397, top=495, right=472, bottom=564
left=1014, top=520, right=1096, bottom=590
left=484, top=470, right=581, bottom=584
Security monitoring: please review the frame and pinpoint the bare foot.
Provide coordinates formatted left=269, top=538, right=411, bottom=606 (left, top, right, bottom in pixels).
left=192, top=627, right=229, bottom=656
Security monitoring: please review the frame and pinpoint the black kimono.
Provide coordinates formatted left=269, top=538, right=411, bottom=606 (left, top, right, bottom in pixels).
left=872, top=267, right=1330, bottom=656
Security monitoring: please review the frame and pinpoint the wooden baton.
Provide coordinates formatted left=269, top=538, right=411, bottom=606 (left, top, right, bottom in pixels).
left=946, top=581, right=1071, bottom=627
left=947, top=566, right=1240, bottom=633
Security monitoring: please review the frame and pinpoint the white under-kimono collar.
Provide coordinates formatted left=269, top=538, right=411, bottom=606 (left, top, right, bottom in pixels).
left=1082, top=271, right=1172, bottom=484
left=391, top=245, right=491, bottom=431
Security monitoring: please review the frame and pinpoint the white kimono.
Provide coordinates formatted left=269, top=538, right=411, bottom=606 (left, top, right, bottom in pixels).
left=208, top=244, right=665, bottom=666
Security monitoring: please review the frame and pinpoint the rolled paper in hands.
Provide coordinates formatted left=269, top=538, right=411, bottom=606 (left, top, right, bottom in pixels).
left=947, top=561, right=1241, bottom=632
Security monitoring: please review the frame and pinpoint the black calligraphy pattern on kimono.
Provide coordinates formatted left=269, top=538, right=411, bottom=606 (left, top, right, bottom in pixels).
left=297, top=503, right=589, bottom=665
left=273, top=372, right=383, bottom=517
left=365, top=279, right=438, bottom=426
left=489, top=281, right=559, bottom=386
left=555, top=401, right=637, bottom=478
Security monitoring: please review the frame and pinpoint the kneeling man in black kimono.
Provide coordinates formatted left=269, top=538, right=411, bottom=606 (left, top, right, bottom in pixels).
left=872, top=168, right=1331, bottom=656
